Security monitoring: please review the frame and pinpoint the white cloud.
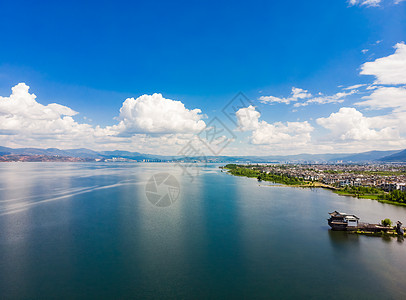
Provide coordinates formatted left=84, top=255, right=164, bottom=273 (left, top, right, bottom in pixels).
left=251, top=121, right=313, bottom=145
left=349, top=0, right=381, bottom=7
left=259, top=87, right=311, bottom=105
left=236, top=106, right=313, bottom=146
left=291, top=87, right=312, bottom=99
left=294, top=90, right=357, bottom=107
left=0, top=83, right=207, bottom=154
left=250, top=41, right=406, bottom=153
left=0, top=83, right=95, bottom=136
left=355, top=86, right=406, bottom=112
left=316, top=107, right=398, bottom=141
left=112, top=93, right=206, bottom=135
left=349, top=0, right=404, bottom=6
left=260, top=86, right=357, bottom=108
left=236, top=105, right=260, bottom=131
left=360, top=42, right=406, bottom=85
left=366, top=85, right=378, bottom=90
left=343, top=84, right=367, bottom=90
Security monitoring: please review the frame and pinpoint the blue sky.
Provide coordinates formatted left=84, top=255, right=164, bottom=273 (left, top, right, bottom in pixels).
left=0, top=0, right=405, bottom=155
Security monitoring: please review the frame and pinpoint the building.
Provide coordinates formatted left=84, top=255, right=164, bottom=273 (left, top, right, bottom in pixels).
left=396, top=183, right=406, bottom=192
left=328, top=211, right=359, bottom=230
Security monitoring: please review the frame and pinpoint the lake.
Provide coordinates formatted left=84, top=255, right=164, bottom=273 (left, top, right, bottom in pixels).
left=0, top=162, right=405, bottom=299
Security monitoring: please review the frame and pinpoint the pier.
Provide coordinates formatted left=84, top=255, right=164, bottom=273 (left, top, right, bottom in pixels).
left=328, top=211, right=405, bottom=234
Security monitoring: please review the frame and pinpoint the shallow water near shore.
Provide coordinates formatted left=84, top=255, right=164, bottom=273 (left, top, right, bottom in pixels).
left=0, top=162, right=405, bottom=299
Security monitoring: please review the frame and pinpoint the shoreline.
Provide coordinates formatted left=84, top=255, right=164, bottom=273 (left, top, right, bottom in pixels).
left=224, top=168, right=406, bottom=207
left=349, top=230, right=406, bottom=238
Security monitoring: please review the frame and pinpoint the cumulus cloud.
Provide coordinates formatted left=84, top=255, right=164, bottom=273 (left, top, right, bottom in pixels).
left=352, top=43, right=406, bottom=144
left=251, top=121, right=314, bottom=145
left=360, top=42, right=406, bottom=85
left=112, top=93, right=206, bottom=135
left=235, top=105, right=260, bottom=131
left=0, top=83, right=206, bottom=154
left=236, top=106, right=313, bottom=146
left=355, top=86, right=406, bottom=112
left=0, top=83, right=95, bottom=136
left=252, top=41, right=406, bottom=153
left=316, top=107, right=398, bottom=141
left=315, top=44, right=406, bottom=149
left=259, top=87, right=311, bottom=105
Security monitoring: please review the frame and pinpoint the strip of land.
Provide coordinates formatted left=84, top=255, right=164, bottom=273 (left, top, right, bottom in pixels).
left=222, top=164, right=406, bottom=207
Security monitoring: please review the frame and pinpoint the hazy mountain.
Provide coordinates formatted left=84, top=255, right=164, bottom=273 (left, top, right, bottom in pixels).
left=65, top=148, right=102, bottom=158
left=0, top=147, right=101, bottom=158
left=0, top=146, right=12, bottom=155
left=261, top=153, right=344, bottom=162
left=379, top=149, right=406, bottom=162
left=1, top=146, right=405, bottom=163
left=0, top=146, right=67, bottom=156
left=332, top=150, right=402, bottom=162
left=0, top=147, right=167, bottom=161
left=101, top=150, right=172, bottom=161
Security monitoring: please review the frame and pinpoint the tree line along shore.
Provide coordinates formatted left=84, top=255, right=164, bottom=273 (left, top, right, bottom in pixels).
left=222, top=164, right=406, bottom=207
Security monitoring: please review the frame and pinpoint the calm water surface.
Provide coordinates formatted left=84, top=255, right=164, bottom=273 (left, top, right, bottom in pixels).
left=0, top=163, right=405, bottom=299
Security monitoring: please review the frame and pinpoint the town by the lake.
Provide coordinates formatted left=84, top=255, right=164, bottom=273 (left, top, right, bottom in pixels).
left=224, top=163, right=406, bottom=205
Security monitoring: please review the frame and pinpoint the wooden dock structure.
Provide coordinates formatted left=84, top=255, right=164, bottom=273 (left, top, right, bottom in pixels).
left=328, top=211, right=395, bottom=232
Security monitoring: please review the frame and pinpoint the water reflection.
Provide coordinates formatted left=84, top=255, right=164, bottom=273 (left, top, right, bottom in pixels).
left=0, top=163, right=406, bottom=299
left=328, top=230, right=360, bottom=245
left=382, top=234, right=393, bottom=243
left=0, top=163, right=141, bottom=216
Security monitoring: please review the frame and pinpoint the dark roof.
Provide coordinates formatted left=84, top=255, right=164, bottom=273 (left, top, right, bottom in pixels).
left=329, top=211, right=359, bottom=220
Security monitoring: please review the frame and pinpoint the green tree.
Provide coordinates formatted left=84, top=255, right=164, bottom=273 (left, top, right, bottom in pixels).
left=381, top=218, right=392, bottom=227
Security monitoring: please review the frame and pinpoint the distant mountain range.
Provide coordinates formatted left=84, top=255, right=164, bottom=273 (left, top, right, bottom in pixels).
left=0, top=146, right=405, bottom=163
left=332, top=150, right=402, bottom=162
left=378, top=149, right=406, bottom=162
